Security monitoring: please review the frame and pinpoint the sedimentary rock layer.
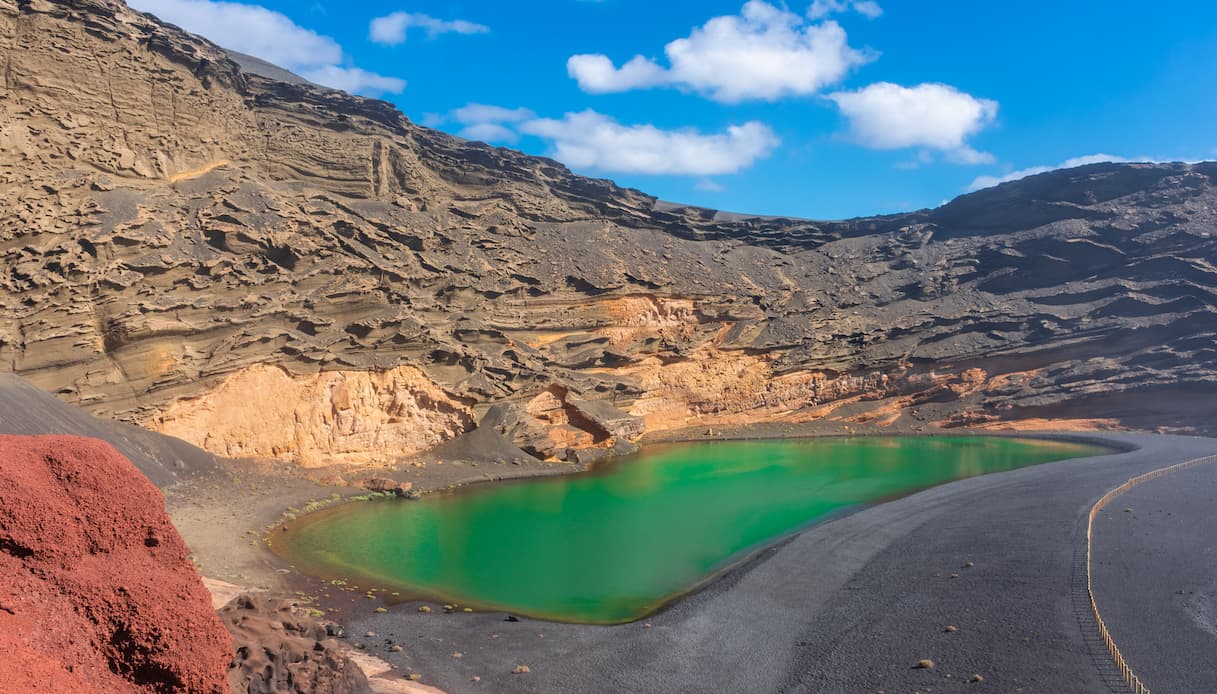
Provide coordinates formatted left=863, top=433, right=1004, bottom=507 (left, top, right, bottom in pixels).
left=151, top=363, right=473, bottom=466
left=2, top=0, right=1216, bottom=464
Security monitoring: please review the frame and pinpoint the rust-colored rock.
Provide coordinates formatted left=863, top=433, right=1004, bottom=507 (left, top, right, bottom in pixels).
left=0, top=435, right=232, bottom=693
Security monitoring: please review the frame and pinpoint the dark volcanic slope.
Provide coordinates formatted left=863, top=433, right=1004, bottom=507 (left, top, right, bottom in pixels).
left=0, top=374, right=216, bottom=486
left=2, top=0, right=1217, bottom=466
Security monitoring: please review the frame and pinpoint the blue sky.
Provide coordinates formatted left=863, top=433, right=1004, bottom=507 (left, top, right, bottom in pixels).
left=129, top=0, right=1217, bottom=220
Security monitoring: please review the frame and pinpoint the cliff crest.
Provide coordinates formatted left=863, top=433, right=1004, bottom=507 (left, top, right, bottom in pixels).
left=2, top=0, right=1217, bottom=464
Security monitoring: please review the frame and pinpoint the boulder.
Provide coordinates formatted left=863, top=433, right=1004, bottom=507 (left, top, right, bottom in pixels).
left=361, top=477, right=414, bottom=497
left=221, top=594, right=370, bottom=694
left=566, top=398, right=646, bottom=441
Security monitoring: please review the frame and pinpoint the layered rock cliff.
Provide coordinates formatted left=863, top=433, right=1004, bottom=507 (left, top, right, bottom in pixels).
left=2, top=0, right=1216, bottom=465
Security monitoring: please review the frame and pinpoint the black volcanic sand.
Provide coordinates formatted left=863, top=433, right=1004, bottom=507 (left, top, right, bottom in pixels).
left=1091, top=459, right=1217, bottom=693
left=338, top=433, right=1217, bottom=694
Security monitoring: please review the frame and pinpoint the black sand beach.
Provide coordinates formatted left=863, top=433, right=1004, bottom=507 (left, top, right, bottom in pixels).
left=1091, top=458, right=1217, bottom=694
left=342, top=433, right=1217, bottom=693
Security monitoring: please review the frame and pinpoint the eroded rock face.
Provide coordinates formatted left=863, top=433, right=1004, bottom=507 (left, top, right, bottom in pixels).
left=2, top=0, right=1217, bottom=465
left=0, top=435, right=232, bottom=693
left=221, top=594, right=370, bottom=694
left=150, top=364, right=474, bottom=466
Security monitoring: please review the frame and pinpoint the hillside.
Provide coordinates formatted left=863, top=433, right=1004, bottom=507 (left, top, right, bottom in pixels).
left=3, top=0, right=1216, bottom=467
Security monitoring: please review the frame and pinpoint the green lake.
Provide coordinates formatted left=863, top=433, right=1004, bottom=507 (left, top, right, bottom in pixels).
left=273, top=436, right=1104, bottom=623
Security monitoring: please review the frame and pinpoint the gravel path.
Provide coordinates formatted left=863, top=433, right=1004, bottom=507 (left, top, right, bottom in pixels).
left=345, top=433, right=1217, bottom=694
left=1091, top=456, right=1217, bottom=694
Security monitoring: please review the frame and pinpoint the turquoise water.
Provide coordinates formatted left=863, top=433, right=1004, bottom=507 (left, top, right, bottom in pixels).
left=274, top=436, right=1103, bottom=623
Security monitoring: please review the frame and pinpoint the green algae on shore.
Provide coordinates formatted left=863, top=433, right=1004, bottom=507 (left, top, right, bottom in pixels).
left=273, top=436, right=1104, bottom=623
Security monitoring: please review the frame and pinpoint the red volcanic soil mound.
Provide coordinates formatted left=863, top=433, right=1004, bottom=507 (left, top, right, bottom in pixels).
left=0, top=435, right=231, bottom=693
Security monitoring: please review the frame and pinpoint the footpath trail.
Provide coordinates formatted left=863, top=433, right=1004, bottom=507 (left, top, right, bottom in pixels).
left=1091, top=458, right=1217, bottom=694
left=348, top=433, right=1217, bottom=694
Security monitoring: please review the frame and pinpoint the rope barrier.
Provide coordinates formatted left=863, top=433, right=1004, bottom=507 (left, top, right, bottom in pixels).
left=1086, top=453, right=1217, bottom=694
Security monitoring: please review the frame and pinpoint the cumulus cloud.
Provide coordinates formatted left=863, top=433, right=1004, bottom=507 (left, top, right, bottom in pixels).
left=519, top=110, right=780, bottom=175
left=458, top=122, right=521, bottom=143
left=444, top=103, right=537, bottom=143
left=434, top=103, right=778, bottom=174
left=296, top=66, right=406, bottom=95
left=966, top=154, right=1130, bottom=191
left=452, top=104, right=536, bottom=125
left=828, top=82, right=998, bottom=163
left=369, top=11, right=489, bottom=45
left=567, top=0, right=870, bottom=102
left=807, top=0, right=883, bottom=19
left=128, top=0, right=405, bottom=96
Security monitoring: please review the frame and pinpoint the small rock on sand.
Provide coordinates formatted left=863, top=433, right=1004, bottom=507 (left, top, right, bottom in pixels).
left=914, top=659, right=935, bottom=669
left=362, top=477, right=414, bottom=497
left=512, top=665, right=531, bottom=674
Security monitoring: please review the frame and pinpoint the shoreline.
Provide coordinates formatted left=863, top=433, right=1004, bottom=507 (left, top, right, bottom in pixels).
left=167, top=426, right=1198, bottom=693
left=340, top=431, right=1217, bottom=693
left=266, top=432, right=1125, bottom=627
left=171, top=424, right=1136, bottom=602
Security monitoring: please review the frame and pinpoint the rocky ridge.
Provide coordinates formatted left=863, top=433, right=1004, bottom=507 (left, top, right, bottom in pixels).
left=2, top=0, right=1217, bottom=466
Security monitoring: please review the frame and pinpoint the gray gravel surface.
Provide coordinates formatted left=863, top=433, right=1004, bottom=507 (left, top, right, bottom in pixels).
left=1092, top=458, right=1217, bottom=694
left=347, top=434, right=1217, bottom=693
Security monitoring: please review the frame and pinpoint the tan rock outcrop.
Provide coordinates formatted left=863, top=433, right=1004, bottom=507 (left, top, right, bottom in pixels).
left=150, top=365, right=473, bottom=467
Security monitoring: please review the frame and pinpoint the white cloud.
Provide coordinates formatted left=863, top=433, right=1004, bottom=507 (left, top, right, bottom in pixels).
left=518, top=110, right=779, bottom=175
left=451, top=104, right=536, bottom=125
left=369, top=11, right=489, bottom=45
left=807, top=0, right=883, bottom=19
left=128, top=0, right=405, bottom=96
left=437, top=103, right=779, bottom=175
left=567, top=0, right=870, bottom=102
left=966, top=154, right=1130, bottom=191
left=297, top=66, right=406, bottom=95
left=567, top=54, right=669, bottom=93
left=695, top=179, right=727, bottom=192
left=442, top=103, right=537, bottom=143
left=459, top=122, right=521, bottom=144
left=129, top=0, right=341, bottom=66
left=829, top=82, right=997, bottom=163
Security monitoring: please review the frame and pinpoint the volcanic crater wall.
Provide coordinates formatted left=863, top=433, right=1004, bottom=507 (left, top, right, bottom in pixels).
left=3, top=0, right=1217, bottom=465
